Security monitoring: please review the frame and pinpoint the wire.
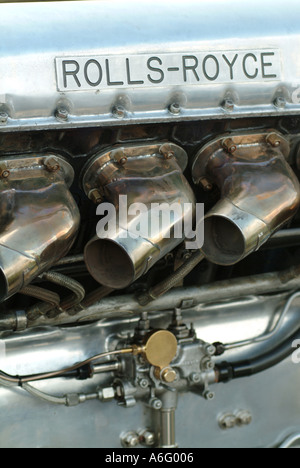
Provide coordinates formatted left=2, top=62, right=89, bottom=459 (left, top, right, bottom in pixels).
left=0, top=348, right=134, bottom=385
left=223, top=291, right=300, bottom=351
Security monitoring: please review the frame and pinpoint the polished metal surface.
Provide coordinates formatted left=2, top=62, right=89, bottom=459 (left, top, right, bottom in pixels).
left=0, top=154, right=80, bottom=300
left=0, top=293, right=299, bottom=448
left=82, top=143, right=195, bottom=289
left=192, top=132, right=300, bottom=265
left=1, top=1, right=300, bottom=132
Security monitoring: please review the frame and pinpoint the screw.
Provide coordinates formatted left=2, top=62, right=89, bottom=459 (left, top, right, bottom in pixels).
left=204, top=390, right=215, bottom=401
left=199, top=177, right=213, bottom=192
left=121, top=431, right=139, bottom=448
left=0, top=112, right=8, bottom=125
left=161, top=367, right=177, bottom=384
left=112, top=105, right=126, bottom=119
left=138, top=378, right=149, bottom=389
left=169, top=103, right=181, bottom=115
left=266, top=133, right=281, bottom=148
left=0, top=162, right=10, bottom=179
left=88, top=189, right=103, bottom=204
left=274, top=96, right=286, bottom=109
left=219, top=413, right=236, bottom=429
left=222, top=99, right=234, bottom=112
left=149, top=398, right=163, bottom=410
left=223, top=138, right=237, bottom=154
left=44, top=156, right=60, bottom=173
left=55, top=107, right=69, bottom=121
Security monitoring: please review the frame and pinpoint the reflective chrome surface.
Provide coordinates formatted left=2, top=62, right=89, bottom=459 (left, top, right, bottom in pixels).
left=0, top=155, right=80, bottom=300
left=192, top=132, right=300, bottom=265
left=1, top=1, right=300, bottom=131
left=82, top=143, right=195, bottom=289
left=0, top=293, right=299, bottom=448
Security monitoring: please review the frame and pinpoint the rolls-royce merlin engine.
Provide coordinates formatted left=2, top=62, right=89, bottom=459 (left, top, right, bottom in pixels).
left=1, top=0, right=300, bottom=449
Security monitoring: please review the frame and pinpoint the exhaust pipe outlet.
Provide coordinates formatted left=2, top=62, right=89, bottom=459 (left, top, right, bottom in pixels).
left=82, top=143, right=195, bottom=289
left=0, top=155, right=80, bottom=301
left=192, top=132, right=300, bottom=265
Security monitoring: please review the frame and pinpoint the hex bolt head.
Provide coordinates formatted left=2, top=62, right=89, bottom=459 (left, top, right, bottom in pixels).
left=274, top=96, right=287, bottom=109
left=121, top=431, right=139, bottom=448
left=222, top=99, right=234, bottom=112
left=138, top=378, right=149, bottom=389
left=55, top=107, right=69, bottom=121
left=204, top=390, right=215, bottom=401
left=149, top=398, right=163, bottom=410
left=139, top=429, right=156, bottom=447
left=201, top=357, right=214, bottom=371
left=204, top=344, right=217, bottom=356
left=169, top=103, right=181, bottom=115
left=44, top=156, right=60, bottom=173
left=0, top=112, right=8, bottom=125
left=88, top=189, right=103, bottom=204
left=219, top=413, right=236, bottom=430
left=112, top=105, right=126, bottom=119
left=222, top=138, right=237, bottom=154
left=235, top=410, right=252, bottom=426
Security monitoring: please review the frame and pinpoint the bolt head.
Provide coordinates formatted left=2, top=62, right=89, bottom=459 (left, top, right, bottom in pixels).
left=219, top=414, right=236, bottom=429
left=222, top=138, right=237, bottom=154
left=204, top=390, right=215, bottom=401
left=121, top=431, right=139, bottom=448
left=88, top=189, right=103, bottom=204
left=190, top=372, right=202, bottom=384
left=266, top=133, right=281, bottom=148
left=204, top=344, right=216, bottom=356
left=138, top=378, right=149, bottom=389
left=161, top=367, right=177, bottom=383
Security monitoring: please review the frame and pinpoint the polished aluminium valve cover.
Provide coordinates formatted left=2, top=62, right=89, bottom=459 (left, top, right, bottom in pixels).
left=0, top=0, right=300, bottom=131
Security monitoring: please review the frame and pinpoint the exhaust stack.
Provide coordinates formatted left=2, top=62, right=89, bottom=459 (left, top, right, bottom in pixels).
left=82, top=143, right=195, bottom=289
left=0, top=155, right=80, bottom=301
left=192, top=132, right=300, bottom=265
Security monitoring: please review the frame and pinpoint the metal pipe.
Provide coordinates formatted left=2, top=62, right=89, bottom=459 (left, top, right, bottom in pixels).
left=0, top=155, right=80, bottom=301
left=82, top=143, right=195, bottom=289
left=192, top=132, right=300, bottom=265
left=1, top=263, right=299, bottom=330
left=160, top=409, right=176, bottom=448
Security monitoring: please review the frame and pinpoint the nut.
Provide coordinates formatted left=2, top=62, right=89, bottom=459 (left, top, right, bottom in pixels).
left=189, top=372, right=202, bottom=384
left=121, top=431, right=139, bottom=448
left=138, top=378, right=149, bottom=389
left=235, top=410, right=252, bottom=426
left=204, top=344, right=216, bottom=356
left=44, top=156, right=60, bottom=173
left=139, top=429, right=156, bottom=447
left=149, top=398, right=162, bottom=410
left=55, top=107, right=69, bottom=121
left=88, top=189, right=103, bottom=204
left=0, top=162, right=10, bottom=179
left=219, top=413, right=236, bottom=430
left=222, top=99, right=234, bottom=112
left=223, top=138, right=237, bottom=154
left=112, top=105, right=126, bottom=119
left=169, top=103, right=181, bottom=115
left=113, top=149, right=128, bottom=166
left=274, top=96, right=286, bottom=109
left=204, top=390, right=215, bottom=401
